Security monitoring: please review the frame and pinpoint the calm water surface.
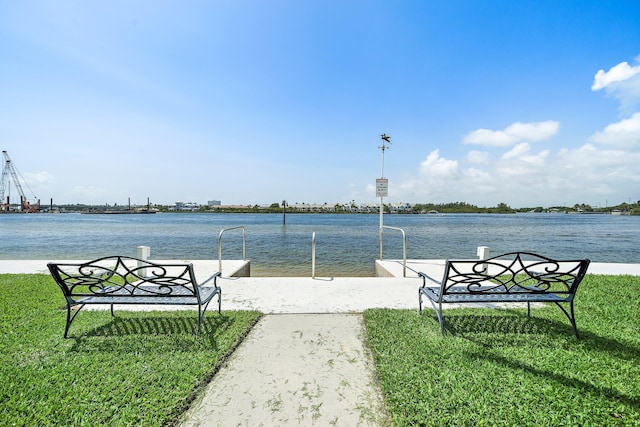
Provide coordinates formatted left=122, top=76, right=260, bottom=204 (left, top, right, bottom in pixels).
left=1, top=212, right=638, bottom=276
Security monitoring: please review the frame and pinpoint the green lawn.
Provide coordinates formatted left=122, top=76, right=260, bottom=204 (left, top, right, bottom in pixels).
left=3, top=273, right=640, bottom=426
left=0, top=274, right=261, bottom=426
left=363, top=274, right=640, bottom=426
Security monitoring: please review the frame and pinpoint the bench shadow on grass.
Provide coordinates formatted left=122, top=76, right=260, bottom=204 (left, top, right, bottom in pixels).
left=430, top=311, right=640, bottom=411
left=442, top=311, right=556, bottom=336
left=441, top=309, right=640, bottom=359
left=68, top=314, right=234, bottom=351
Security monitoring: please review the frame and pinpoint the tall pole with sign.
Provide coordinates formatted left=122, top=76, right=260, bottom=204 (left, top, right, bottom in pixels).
left=377, top=134, right=391, bottom=260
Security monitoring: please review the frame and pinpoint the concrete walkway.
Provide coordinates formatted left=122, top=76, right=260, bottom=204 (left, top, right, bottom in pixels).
left=179, top=314, right=389, bottom=427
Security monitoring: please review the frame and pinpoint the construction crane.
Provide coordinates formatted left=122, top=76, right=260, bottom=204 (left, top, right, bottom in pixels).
left=1, top=150, right=40, bottom=213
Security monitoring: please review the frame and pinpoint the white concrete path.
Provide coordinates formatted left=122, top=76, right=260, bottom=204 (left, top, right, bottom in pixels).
left=179, top=314, right=389, bottom=427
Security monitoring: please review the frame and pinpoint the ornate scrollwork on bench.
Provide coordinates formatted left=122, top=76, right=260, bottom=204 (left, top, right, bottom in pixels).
left=48, top=256, right=222, bottom=338
left=418, top=252, right=590, bottom=337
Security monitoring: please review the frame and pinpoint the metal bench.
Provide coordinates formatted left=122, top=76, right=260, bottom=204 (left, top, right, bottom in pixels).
left=418, top=252, right=590, bottom=337
left=48, top=256, right=222, bottom=338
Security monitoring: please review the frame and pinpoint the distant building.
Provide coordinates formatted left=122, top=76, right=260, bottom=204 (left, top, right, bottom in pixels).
left=173, top=201, right=200, bottom=211
left=389, top=203, right=412, bottom=213
left=291, top=203, right=338, bottom=213
left=208, top=200, right=221, bottom=206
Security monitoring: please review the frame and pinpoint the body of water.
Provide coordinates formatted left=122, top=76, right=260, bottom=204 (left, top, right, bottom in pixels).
left=1, top=212, right=638, bottom=276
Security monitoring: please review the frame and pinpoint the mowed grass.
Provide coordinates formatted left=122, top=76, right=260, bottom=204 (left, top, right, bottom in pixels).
left=364, top=274, right=640, bottom=426
left=0, top=274, right=261, bottom=426
left=4, top=273, right=640, bottom=426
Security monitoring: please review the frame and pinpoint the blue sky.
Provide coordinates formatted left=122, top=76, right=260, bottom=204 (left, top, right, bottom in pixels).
left=2, top=1, right=640, bottom=208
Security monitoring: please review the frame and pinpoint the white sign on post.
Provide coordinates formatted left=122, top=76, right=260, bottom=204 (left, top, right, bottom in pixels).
left=376, top=178, right=388, bottom=197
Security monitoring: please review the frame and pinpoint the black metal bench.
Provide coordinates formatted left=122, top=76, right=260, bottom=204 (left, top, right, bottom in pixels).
left=48, top=256, right=222, bottom=338
left=418, top=252, right=590, bottom=337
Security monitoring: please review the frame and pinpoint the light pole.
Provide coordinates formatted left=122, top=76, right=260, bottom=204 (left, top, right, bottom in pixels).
left=378, top=134, right=391, bottom=260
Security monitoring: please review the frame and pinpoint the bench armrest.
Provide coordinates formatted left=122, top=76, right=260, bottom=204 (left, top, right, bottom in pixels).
left=199, top=271, right=222, bottom=288
left=418, top=272, right=442, bottom=288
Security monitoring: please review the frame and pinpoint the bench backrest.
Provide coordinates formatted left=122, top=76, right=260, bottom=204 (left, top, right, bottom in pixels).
left=441, top=252, right=590, bottom=296
left=48, top=256, right=201, bottom=301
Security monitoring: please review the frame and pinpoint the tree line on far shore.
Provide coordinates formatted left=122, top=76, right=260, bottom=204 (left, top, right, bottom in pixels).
left=53, top=200, right=640, bottom=215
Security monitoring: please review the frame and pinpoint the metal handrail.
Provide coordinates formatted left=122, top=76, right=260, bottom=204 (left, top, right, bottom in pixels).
left=380, top=225, right=407, bottom=277
left=311, top=232, right=316, bottom=278
left=217, top=226, right=246, bottom=272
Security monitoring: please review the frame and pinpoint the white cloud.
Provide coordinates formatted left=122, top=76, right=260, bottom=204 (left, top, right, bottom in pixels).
left=465, top=167, right=491, bottom=181
left=23, top=171, right=55, bottom=196
left=556, top=144, right=640, bottom=189
left=591, top=56, right=640, bottom=114
left=466, top=150, right=490, bottom=165
left=463, top=121, right=559, bottom=147
left=24, top=171, right=55, bottom=185
left=502, top=142, right=530, bottom=160
left=463, top=128, right=517, bottom=147
left=505, top=121, right=559, bottom=141
left=419, top=150, right=459, bottom=178
left=390, top=137, right=639, bottom=208
left=590, top=112, right=640, bottom=148
left=592, top=59, right=640, bottom=91
left=501, top=143, right=549, bottom=166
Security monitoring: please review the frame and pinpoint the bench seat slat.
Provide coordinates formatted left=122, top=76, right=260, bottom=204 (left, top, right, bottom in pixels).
left=79, top=285, right=220, bottom=305
left=421, top=287, right=569, bottom=303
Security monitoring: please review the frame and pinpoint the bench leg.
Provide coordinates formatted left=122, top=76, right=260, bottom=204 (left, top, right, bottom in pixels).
left=437, top=302, right=445, bottom=336
left=419, top=290, right=446, bottom=336
left=569, top=301, right=580, bottom=339
left=64, top=304, right=73, bottom=338
left=554, top=300, right=580, bottom=338
left=197, top=306, right=203, bottom=336
left=194, top=289, right=222, bottom=337
left=554, top=301, right=580, bottom=339
left=63, top=303, right=85, bottom=339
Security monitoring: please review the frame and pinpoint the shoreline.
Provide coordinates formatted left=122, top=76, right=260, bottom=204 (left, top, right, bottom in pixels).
left=2, top=259, right=640, bottom=277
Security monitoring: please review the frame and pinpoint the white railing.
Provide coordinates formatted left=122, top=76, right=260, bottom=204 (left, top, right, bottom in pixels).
left=217, top=226, right=246, bottom=273
left=380, top=225, right=407, bottom=277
